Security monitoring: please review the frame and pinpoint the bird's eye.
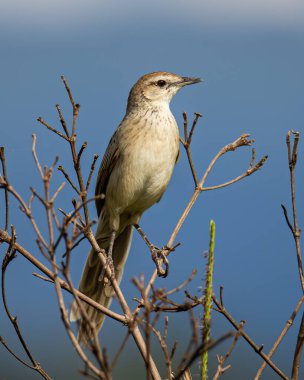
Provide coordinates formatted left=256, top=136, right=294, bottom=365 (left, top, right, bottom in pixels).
left=157, top=80, right=166, bottom=87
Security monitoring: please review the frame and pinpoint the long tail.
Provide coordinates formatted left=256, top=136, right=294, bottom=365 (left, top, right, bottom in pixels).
left=70, top=215, right=133, bottom=344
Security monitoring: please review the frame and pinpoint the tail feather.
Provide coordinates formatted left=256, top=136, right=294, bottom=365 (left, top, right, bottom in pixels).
left=70, top=223, right=133, bottom=343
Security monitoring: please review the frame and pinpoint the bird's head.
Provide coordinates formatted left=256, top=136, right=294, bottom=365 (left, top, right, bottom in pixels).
left=127, top=72, right=201, bottom=111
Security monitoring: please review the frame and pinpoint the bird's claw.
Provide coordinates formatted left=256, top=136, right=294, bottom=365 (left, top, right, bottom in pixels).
left=106, top=255, right=116, bottom=280
left=99, top=256, right=115, bottom=283
left=151, top=245, right=169, bottom=278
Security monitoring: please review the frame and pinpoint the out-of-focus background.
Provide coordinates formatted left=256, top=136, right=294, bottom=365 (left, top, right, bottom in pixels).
left=1, top=1, right=304, bottom=379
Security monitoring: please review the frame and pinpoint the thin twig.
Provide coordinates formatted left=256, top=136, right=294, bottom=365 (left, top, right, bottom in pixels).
left=143, top=132, right=267, bottom=298
left=0, top=228, right=125, bottom=323
left=32, top=134, right=44, bottom=178
left=0, top=337, right=37, bottom=370
left=37, top=117, right=70, bottom=141
left=52, top=261, right=107, bottom=379
left=55, top=104, right=70, bottom=137
left=1, top=227, right=52, bottom=380
left=77, top=141, right=88, bottom=164
left=292, top=313, right=304, bottom=380
left=173, top=333, right=233, bottom=380
left=86, top=154, right=99, bottom=191
left=283, top=131, right=304, bottom=379
left=60, top=75, right=76, bottom=109
left=163, top=269, right=197, bottom=297
left=285, top=131, right=304, bottom=293
left=212, top=322, right=244, bottom=380
left=58, top=165, right=80, bottom=195
left=180, top=112, right=201, bottom=187
left=0, top=178, right=48, bottom=249
left=110, top=332, right=131, bottom=371
left=0, top=146, right=9, bottom=231
left=50, top=182, right=66, bottom=204
left=254, top=296, right=304, bottom=379
left=64, top=265, right=108, bottom=376
left=202, top=155, right=268, bottom=191
left=146, top=320, right=173, bottom=380
left=212, top=294, right=289, bottom=380
left=281, top=204, right=294, bottom=235
left=60, top=75, right=79, bottom=137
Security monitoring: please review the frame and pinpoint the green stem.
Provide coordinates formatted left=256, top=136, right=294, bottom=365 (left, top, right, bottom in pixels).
left=201, top=220, right=216, bottom=380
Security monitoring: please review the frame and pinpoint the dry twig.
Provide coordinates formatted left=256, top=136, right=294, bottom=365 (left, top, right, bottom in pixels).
left=1, top=227, right=52, bottom=380
left=143, top=125, right=267, bottom=298
left=280, top=131, right=304, bottom=380
left=212, top=293, right=289, bottom=380
left=254, top=295, right=304, bottom=379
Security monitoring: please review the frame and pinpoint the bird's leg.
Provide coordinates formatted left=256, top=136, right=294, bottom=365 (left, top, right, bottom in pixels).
left=106, top=230, right=116, bottom=279
left=100, top=230, right=116, bottom=283
left=134, top=223, right=170, bottom=278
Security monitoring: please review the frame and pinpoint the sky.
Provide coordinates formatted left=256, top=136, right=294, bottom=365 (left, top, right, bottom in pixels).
left=1, top=0, right=304, bottom=379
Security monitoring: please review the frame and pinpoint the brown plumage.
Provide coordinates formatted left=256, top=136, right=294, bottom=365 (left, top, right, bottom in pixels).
left=70, top=72, right=201, bottom=343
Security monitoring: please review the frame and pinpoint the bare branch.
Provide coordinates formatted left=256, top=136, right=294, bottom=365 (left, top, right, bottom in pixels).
left=31, top=134, right=44, bottom=178
left=163, top=269, right=197, bottom=297
left=212, top=294, right=289, bottom=380
left=50, top=182, right=66, bottom=204
left=52, top=263, right=107, bottom=379
left=60, top=75, right=80, bottom=137
left=77, top=141, right=88, bottom=165
left=143, top=132, right=267, bottom=298
left=284, top=131, right=304, bottom=293
left=292, top=313, right=304, bottom=380
left=0, top=147, right=9, bottom=231
left=37, top=117, right=70, bottom=141
left=283, top=131, right=304, bottom=379
left=212, top=322, right=244, bottom=380
left=202, top=155, right=268, bottom=191
left=0, top=228, right=125, bottom=323
left=60, top=75, right=76, bottom=109
left=0, top=177, right=48, bottom=249
left=55, top=104, right=70, bottom=137
left=86, top=154, right=99, bottom=191
left=254, top=296, right=304, bottom=379
left=1, top=227, right=52, bottom=380
left=58, top=165, right=80, bottom=195
left=173, top=332, right=233, bottom=380
left=180, top=112, right=202, bottom=187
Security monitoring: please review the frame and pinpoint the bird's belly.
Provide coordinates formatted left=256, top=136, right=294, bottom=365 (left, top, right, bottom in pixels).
left=107, top=130, right=178, bottom=215
left=125, top=143, right=176, bottom=210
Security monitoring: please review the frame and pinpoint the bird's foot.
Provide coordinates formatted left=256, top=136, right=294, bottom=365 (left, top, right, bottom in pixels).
left=105, top=255, right=115, bottom=280
left=103, top=230, right=116, bottom=281
left=99, top=255, right=115, bottom=284
left=151, top=245, right=170, bottom=278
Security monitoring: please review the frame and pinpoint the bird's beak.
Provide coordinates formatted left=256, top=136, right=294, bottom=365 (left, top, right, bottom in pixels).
left=180, top=77, right=202, bottom=86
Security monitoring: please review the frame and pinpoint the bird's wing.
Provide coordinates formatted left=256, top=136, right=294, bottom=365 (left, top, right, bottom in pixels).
left=95, top=130, right=120, bottom=216
left=175, top=149, right=180, bottom=164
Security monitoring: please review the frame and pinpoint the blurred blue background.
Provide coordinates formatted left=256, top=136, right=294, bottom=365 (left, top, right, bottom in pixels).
left=1, top=0, right=304, bottom=379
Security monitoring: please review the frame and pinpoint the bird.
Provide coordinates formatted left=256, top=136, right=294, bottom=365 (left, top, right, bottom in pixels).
left=71, top=71, right=201, bottom=342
